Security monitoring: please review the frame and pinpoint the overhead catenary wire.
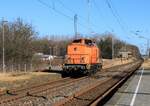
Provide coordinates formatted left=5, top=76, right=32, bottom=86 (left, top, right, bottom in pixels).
left=105, top=0, right=126, bottom=33
left=56, top=0, right=75, bottom=15
left=105, top=0, right=135, bottom=39
left=109, top=0, right=127, bottom=27
left=109, top=0, right=134, bottom=37
left=37, top=0, right=134, bottom=40
left=110, top=2, right=149, bottom=40
left=37, top=0, right=73, bottom=20
left=87, top=0, right=91, bottom=34
left=93, top=0, right=113, bottom=31
left=36, top=0, right=89, bottom=31
left=56, top=0, right=101, bottom=33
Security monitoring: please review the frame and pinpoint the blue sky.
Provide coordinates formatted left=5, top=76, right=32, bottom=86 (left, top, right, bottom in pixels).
left=0, top=0, right=150, bottom=54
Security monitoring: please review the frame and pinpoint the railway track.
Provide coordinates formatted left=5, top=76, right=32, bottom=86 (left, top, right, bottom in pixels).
left=0, top=76, right=88, bottom=104
left=0, top=77, right=68, bottom=95
left=0, top=60, right=142, bottom=106
left=56, top=60, right=142, bottom=106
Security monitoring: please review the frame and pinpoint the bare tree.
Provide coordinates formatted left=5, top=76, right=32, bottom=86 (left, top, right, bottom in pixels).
left=0, top=18, right=37, bottom=65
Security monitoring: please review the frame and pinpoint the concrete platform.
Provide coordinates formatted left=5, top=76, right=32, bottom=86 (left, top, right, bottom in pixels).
left=105, top=68, right=150, bottom=106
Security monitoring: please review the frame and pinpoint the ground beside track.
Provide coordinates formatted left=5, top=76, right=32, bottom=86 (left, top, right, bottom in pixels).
left=0, top=58, right=134, bottom=92
left=0, top=72, right=61, bottom=92
left=141, top=58, right=150, bottom=70
left=104, top=67, right=150, bottom=106
left=102, top=58, right=134, bottom=69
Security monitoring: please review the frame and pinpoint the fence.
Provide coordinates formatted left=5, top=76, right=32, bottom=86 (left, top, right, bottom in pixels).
left=0, top=57, right=64, bottom=73
left=0, top=63, right=49, bottom=73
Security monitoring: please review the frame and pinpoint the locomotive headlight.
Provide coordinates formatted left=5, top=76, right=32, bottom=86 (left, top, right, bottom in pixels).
left=86, top=64, right=91, bottom=69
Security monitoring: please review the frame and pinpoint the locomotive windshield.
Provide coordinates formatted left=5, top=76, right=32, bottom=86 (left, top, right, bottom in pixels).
left=72, top=39, right=95, bottom=46
left=73, top=39, right=82, bottom=43
left=85, top=39, right=92, bottom=44
left=85, top=39, right=94, bottom=46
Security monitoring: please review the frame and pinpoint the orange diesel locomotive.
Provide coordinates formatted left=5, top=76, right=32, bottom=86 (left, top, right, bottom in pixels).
left=63, top=39, right=102, bottom=75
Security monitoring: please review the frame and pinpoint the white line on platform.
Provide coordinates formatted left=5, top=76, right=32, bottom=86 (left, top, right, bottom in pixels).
left=130, top=68, right=144, bottom=106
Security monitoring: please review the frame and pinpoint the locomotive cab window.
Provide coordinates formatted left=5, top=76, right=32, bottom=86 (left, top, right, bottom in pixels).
left=85, top=39, right=94, bottom=46
left=73, top=39, right=82, bottom=43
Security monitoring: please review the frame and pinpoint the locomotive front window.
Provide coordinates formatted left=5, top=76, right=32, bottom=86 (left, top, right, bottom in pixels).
left=73, top=39, right=81, bottom=43
left=85, top=39, right=93, bottom=46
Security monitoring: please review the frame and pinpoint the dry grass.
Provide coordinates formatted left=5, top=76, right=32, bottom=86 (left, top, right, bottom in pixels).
left=0, top=72, right=61, bottom=92
left=103, top=58, right=134, bottom=69
left=0, top=73, right=30, bottom=82
left=142, top=59, right=150, bottom=69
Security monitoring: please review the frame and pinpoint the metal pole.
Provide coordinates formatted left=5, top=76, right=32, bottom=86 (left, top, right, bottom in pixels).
left=74, top=14, right=78, bottom=39
left=87, top=0, right=91, bottom=35
left=148, top=39, right=150, bottom=58
left=55, top=46, right=57, bottom=56
left=2, top=18, right=5, bottom=73
left=2, top=18, right=8, bottom=73
left=147, top=39, right=149, bottom=58
left=49, top=47, right=52, bottom=66
left=112, top=37, right=114, bottom=59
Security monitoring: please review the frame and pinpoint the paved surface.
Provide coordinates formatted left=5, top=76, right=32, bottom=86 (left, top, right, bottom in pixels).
left=104, top=68, right=150, bottom=106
